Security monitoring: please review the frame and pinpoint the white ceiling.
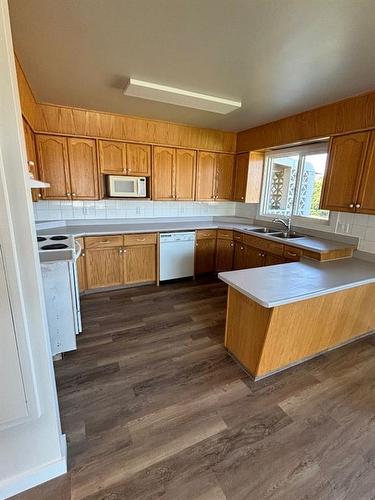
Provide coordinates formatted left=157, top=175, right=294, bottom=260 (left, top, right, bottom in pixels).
left=8, top=0, right=375, bottom=132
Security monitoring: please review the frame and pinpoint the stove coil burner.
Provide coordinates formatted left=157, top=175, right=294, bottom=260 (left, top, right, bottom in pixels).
left=37, top=236, right=47, bottom=242
left=50, top=235, right=69, bottom=241
left=41, top=243, right=69, bottom=250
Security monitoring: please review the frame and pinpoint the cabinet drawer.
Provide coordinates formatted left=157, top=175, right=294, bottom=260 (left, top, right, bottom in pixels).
left=196, top=229, right=217, bottom=240
left=123, top=233, right=157, bottom=246
left=85, top=235, right=123, bottom=249
left=243, top=234, right=284, bottom=256
left=217, top=229, right=233, bottom=240
left=233, top=231, right=243, bottom=242
left=283, top=245, right=303, bottom=261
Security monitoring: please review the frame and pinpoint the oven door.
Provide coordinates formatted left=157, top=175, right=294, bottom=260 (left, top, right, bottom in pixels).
left=109, top=176, right=138, bottom=197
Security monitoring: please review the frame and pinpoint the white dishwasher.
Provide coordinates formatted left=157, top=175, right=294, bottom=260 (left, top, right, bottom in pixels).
left=159, top=232, right=196, bottom=281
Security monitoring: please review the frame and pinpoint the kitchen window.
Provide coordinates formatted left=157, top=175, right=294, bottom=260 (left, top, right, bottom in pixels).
left=259, top=142, right=330, bottom=223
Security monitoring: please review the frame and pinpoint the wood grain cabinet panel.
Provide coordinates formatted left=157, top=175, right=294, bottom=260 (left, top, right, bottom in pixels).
left=23, top=119, right=41, bottom=202
left=75, top=238, right=87, bottom=292
left=215, top=153, right=234, bottom=200
left=67, top=138, right=99, bottom=200
left=175, top=149, right=196, bottom=200
left=99, top=140, right=127, bottom=174
left=244, top=245, right=264, bottom=268
left=195, top=238, right=216, bottom=274
left=196, top=151, right=216, bottom=200
left=264, top=253, right=286, bottom=266
left=126, top=143, right=151, bottom=176
left=123, top=245, right=156, bottom=284
left=85, top=247, right=123, bottom=289
left=216, top=238, right=234, bottom=272
left=85, top=235, right=123, bottom=249
left=233, top=242, right=247, bottom=270
left=233, top=153, right=249, bottom=202
left=357, top=131, right=375, bottom=215
left=321, top=132, right=370, bottom=212
left=36, top=135, right=71, bottom=199
left=153, top=146, right=175, bottom=200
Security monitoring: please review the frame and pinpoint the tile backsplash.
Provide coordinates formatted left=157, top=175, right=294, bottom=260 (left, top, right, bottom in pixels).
left=33, top=200, right=237, bottom=221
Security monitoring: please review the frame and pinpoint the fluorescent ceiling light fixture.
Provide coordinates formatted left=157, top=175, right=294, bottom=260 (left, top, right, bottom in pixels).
left=123, top=79, right=241, bottom=114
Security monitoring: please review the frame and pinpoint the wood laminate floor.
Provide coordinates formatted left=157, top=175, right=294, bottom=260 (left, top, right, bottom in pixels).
left=13, top=277, right=375, bottom=500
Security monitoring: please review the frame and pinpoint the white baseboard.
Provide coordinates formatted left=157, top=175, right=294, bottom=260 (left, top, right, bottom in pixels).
left=0, top=434, right=67, bottom=499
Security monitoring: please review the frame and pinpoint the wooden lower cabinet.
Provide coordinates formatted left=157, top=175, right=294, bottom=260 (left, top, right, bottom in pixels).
left=264, top=253, right=286, bottom=266
left=195, top=238, right=216, bottom=274
left=215, top=238, right=234, bottom=272
left=85, top=247, right=124, bottom=289
left=124, top=244, right=156, bottom=284
left=233, top=242, right=247, bottom=270
left=84, top=234, right=157, bottom=290
left=75, top=238, right=87, bottom=292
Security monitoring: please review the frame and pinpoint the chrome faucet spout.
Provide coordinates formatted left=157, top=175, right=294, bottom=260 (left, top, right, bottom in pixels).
left=272, top=217, right=291, bottom=233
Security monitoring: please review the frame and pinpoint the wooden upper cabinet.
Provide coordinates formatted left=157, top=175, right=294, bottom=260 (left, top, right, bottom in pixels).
left=233, top=151, right=264, bottom=203
left=99, top=140, right=127, bottom=174
left=196, top=151, right=216, bottom=200
left=23, top=119, right=41, bottom=202
left=152, top=146, right=175, bottom=200
left=215, top=153, right=234, bottom=200
left=233, top=153, right=249, bottom=201
left=67, top=138, right=99, bottom=200
left=36, top=135, right=71, bottom=199
left=126, top=143, right=151, bottom=176
left=321, top=132, right=370, bottom=212
left=356, top=131, right=375, bottom=215
left=175, top=149, right=196, bottom=200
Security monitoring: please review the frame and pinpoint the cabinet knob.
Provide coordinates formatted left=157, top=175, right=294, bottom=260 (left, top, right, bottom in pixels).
left=38, top=193, right=42, bottom=198
left=128, top=168, right=131, bottom=172
left=119, top=249, right=123, bottom=254
left=82, top=252, right=85, bottom=257
left=66, top=192, right=71, bottom=196
left=240, top=246, right=244, bottom=250
left=349, top=203, right=354, bottom=208
left=241, top=196, right=244, bottom=200
left=72, top=193, right=76, bottom=197
left=230, top=243, right=234, bottom=247
left=27, top=160, right=35, bottom=166
left=355, top=203, right=361, bottom=208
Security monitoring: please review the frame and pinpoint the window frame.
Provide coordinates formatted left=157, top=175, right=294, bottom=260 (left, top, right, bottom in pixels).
left=257, top=141, right=338, bottom=230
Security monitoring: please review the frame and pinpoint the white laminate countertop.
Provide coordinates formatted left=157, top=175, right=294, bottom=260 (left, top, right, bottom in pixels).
left=219, top=258, right=375, bottom=308
left=37, top=220, right=354, bottom=255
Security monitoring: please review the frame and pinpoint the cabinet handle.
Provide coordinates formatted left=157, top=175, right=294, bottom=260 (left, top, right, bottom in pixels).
left=28, top=160, right=35, bottom=166
left=101, top=239, right=109, bottom=243
left=136, top=238, right=145, bottom=242
left=355, top=203, right=361, bottom=209
left=286, top=251, right=297, bottom=257
left=349, top=203, right=354, bottom=208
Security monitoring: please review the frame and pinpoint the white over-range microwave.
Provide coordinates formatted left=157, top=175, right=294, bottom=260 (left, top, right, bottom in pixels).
left=107, top=175, right=147, bottom=198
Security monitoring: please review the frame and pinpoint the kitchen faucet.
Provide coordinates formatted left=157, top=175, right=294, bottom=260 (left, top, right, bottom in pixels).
left=272, top=217, right=292, bottom=233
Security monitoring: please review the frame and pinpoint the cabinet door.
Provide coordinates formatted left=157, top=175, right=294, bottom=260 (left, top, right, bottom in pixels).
left=264, top=253, right=285, bottom=266
left=175, top=149, right=196, bottom=200
left=36, top=135, right=71, bottom=199
left=357, top=131, right=375, bottom=215
left=153, top=146, right=175, bottom=200
left=233, top=242, right=247, bottom=270
left=124, top=245, right=156, bottom=284
left=196, top=152, right=216, bottom=200
left=321, top=132, right=370, bottom=212
left=244, top=245, right=264, bottom=268
left=195, top=238, right=216, bottom=274
left=126, top=143, right=151, bottom=176
left=23, top=120, right=41, bottom=202
left=67, top=138, right=99, bottom=200
left=85, top=248, right=123, bottom=289
left=98, top=140, right=127, bottom=174
left=216, top=238, right=234, bottom=272
left=233, top=153, right=249, bottom=201
left=215, top=153, right=234, bottom=200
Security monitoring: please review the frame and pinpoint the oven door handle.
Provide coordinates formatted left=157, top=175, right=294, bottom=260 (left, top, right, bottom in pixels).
left=74, top=239, right=82, bottom=260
